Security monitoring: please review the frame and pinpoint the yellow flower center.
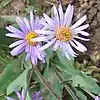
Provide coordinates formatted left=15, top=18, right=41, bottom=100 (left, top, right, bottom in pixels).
left=55, top=27, right=72, bottom=42
left=25, top=32, right=38, bottom=46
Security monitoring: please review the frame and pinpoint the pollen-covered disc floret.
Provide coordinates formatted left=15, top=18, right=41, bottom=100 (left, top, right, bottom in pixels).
left=25, top=32, right=38, bottom=46
left=39, top=4, right=89, bottom=60
left=55, top=27, right=72, bottom=42
left=6, top=11, right=46, bottom=65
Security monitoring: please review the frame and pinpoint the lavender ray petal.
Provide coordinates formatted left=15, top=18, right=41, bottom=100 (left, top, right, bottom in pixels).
left=6, top=26, right=24, bottom=36
left=39, top=18, right=54, bottom=31
left=34, top=30, right=54, bottom=35
left=74, top=36, right=90, bottom=41
left=53, top=5, right=60, bottom=26
left=23, top=17, right=31, bottom=32
left=25, top=45, right=30, bottom=52
left=30, top=46, right=37, bottom=65
left=25, top=53, right=31, bottom=61
left=34, top=46, right=42, bottom=60
left=95, top=96, right=100, bottom=100
left=34, top=16, right=39, bottom=29
left=71, top=15, right=87, bottom=29
left=63, top=42, right=77, bottom=57
left=31, top=36, right=47, bottom=42
left=58, top=4, right=64, bottom=26
left=15, top=89, right=21, bottom=99
left=66, top=5, right=74, bottom=26
left=16, top=17, right=28, bottom=34
left=70, top=40, right=87, bottom=52
left=52, top=40, right=60, bottom=51
left=21, top=89, right=25, bottom=100
left=73, top=24, right=89, bottom=32
left=6, top=33, right=24, bottom=39
left=76, top=31, right=89, bottom=36
left=30, top=11, right=34, bottom=31
left=11, top=43, right=26, bottom=56
left=39, top=38, right=56, bottom=51
left=63, top=4, right=71, bottom=26
left=43, top=13, right=55, bottom=28
left=9, top=40, right=25, bottom=48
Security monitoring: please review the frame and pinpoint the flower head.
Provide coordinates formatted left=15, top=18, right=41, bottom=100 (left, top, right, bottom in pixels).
left=33, top=4, right=89, bottom=59
left=6, top=11, right=46, bottom=65
left=6, top=89, right=43, bottom=100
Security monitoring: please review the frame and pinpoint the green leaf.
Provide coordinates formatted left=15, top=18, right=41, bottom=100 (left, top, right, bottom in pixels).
left=55, top=49, right=100, bottom=95
left=50, top=77, right=62, bottom=100
left=56, top=49, right=74, bottom=68
left=24, top=80, right=32, bottom=100
left=26, top=91, right=32, bottom=100
left=0, top=54, right=10, bottom=64
left=45, top=48, right=53, bottom=70
left=45, top=48, right=53, bottom=60
left=54, top=59, right=100, bottom=95
left=0, top=59, right=22, bottom=94
left=7, top=66, right=32, bottom=95
left=0, top=28, right=12, bottom=50
left=41, top=66, right=62, bottom=100
left=53, top=60, right=79, bottom=81
left=72, top=72, right=100, bottom=94
left=55, top=49, right=78, bottom=78
left=74, top=88, right=87, bottom=100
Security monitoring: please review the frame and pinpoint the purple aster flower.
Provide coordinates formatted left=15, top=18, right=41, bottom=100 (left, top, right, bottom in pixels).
left=95, top=96, right=100, bottom=100
left=6, top=89, right=43, bottom=100
left=6, top=89, right=26, bottom=100
left=6, top=11, right=46, bottom=65
left=32, top=91, right=43, bottom=100
left=32, top=4, right=89, bottom=60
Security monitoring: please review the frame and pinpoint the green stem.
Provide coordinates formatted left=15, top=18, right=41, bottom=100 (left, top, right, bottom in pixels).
left=83, top=89, right=95, bottom=99
left=51, top=63, right=79, bottom=100
left=27, top=69, right=33, bottom=86
left=24, top=65, right=33, bottom=99
left=34, top=66, right=61, bottom=100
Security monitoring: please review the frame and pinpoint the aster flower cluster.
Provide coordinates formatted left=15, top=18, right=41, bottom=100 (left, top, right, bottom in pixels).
left=5, top=1, right=100, bottom=100
left=6, top=89, right=43, bottom=100
left=5, top=3, right=90, bottom=100
left=6, top=4, right=89, bottom=64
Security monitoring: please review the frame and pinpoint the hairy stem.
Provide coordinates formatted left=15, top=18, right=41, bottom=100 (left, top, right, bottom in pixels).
left=51, top=63, right=79, bottom=100
left=34, top=66, right=61, bottom=100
